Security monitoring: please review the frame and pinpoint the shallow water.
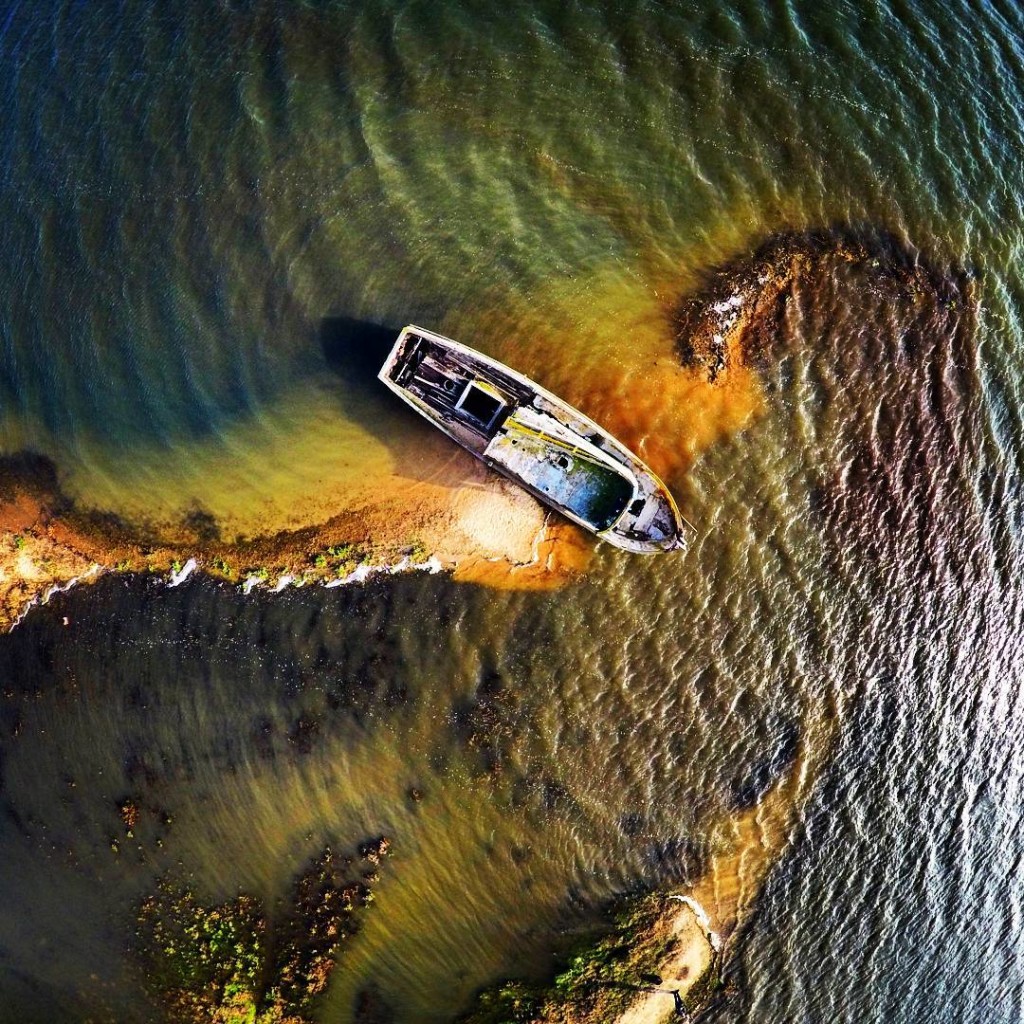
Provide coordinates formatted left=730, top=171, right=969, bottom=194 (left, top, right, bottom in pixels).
left=2, top=1, right=1024, bottom=1021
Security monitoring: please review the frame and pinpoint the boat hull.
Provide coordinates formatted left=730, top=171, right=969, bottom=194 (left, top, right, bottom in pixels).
left=378, top=326, right=688, bottom=553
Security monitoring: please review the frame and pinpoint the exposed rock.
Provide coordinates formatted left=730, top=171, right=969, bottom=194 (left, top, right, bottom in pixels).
left=271, top=845, right=376, bottom=1009
left=117, top=797, right=140, bottom=837
left=675, top=226, right=972, bottom=382
left=359, top=835, right=391, bottom=865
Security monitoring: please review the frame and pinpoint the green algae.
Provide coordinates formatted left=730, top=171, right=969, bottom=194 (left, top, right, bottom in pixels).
left=135, top=884, right=274, bottom=1024
left=135, top=841, right=391, bottom=1024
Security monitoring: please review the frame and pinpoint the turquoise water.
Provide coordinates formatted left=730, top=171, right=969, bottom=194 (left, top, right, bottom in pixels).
left=2, top=1, right=1024, bottom=1022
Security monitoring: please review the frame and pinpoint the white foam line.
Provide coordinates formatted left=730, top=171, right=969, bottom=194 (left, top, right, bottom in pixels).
left=245, top=554, right=449, bottom=594
left=668, top=895, right=723, bottom=952
left=10, top=595, right=39, bottom=629
left=43, top=563, right=104, bottom=603
left=12, top=564, right=104, bottom=628
left=326, top=555, right=445, bottom=588
left=9, top=549, right=450, bottom=633
left=168, top=558, right=197, bottom=587
left=241, top=575, right=263, bottom=595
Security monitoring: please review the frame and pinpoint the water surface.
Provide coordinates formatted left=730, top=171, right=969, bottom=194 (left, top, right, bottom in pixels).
left=2, top=1, right=1024, bottom=1022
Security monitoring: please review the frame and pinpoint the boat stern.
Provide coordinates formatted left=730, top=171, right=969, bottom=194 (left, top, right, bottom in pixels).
left=602, top=479, right=689, bottom=553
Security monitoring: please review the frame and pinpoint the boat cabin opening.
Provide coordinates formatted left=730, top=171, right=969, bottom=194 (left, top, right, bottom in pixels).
left=455, top=381, right=506, bottom=431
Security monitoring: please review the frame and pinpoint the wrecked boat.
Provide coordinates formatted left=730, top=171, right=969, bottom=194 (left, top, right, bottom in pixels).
left=378, top=325, right=689, bottom=553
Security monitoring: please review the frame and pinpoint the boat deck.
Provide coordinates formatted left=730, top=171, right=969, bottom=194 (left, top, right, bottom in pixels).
left=487, top=413, right=635, bottom=531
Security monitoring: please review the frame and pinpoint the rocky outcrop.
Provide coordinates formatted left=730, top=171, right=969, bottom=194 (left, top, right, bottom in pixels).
left=675, top=226, right=972, bottom=382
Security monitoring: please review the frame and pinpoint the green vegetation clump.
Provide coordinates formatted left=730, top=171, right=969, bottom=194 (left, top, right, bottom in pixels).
left=135, top=883, right=274, bottom=1024
left=212, top=557, right=234, bottom=578
left=302, top=543, right=368, bottom=578
left=12, top=534, right=25, bottom=550
left=135, top=841, right=391, bottom=1024
left=408, top=539, right=429, bottom=564
left=462, top=980, right=544, bottom=1024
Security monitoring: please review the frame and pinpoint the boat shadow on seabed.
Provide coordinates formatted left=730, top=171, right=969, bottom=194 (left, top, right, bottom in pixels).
left=319, top=314, right=482, bottom=487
